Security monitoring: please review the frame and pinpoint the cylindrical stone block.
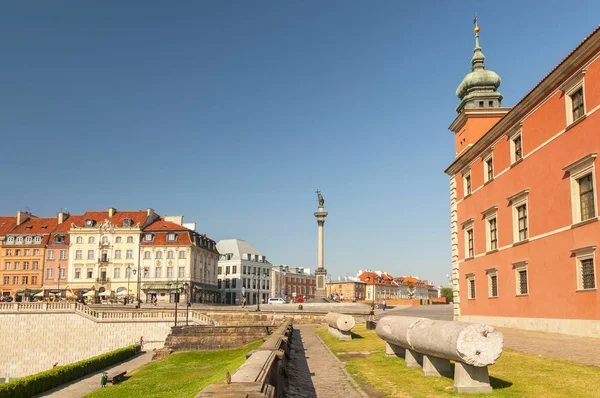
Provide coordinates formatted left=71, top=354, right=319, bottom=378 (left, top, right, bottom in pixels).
left=324, top=312, right=356, bottom=332
left=376, top=316, right=421, bottom=349
left=376, top=316, right=503, bottom=367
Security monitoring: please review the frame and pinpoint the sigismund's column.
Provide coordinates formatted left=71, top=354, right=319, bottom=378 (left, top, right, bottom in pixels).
left=314, top=190, right=328, bottom=300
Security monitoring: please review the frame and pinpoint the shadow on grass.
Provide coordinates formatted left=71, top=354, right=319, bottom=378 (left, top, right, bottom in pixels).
left=350, top=332, right=365, bottom=339
left=443, top=362, right=512, bottom=389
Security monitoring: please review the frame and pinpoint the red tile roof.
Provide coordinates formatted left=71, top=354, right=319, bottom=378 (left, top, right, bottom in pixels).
left=75, top=210, right=149, bottom=227
left=49, top=215, right=84, bottom=245
left=7, top=217, right=59, bottom=245
left=144, top=219, right=190, bottom=231
left=141, top=231, right=193, bottom=246
left=0, top=217, right=16, bottom=236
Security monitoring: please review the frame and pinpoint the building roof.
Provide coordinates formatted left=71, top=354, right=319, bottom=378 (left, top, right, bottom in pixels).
left=74, top=210, right=150, bottom=228
left=8, top=217, right=59, bottom=245
left=0, top=217, right=16, bottom=236
left=48, top=214, right=83, bottom=245
left=141, top=231, right=193, bottom=246
left=144, top=219, right=190, bottom=232
left=141, top=218, right=216, bottom=247
left=216, top=239, right=264, bottom=261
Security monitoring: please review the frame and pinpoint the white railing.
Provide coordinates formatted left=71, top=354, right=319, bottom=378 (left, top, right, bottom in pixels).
left=0, top=302, right=214, bottom=325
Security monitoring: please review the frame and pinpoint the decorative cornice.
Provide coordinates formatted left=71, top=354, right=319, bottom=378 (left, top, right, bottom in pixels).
left=563, top=153, right=597, bottom=173
left=481, top=206, right=498, bottom=217
left=461, top=218, right=475, bottom=228
left=571, top=245, right=596, bottom=255
left=507, top=189, right=530, bottom=203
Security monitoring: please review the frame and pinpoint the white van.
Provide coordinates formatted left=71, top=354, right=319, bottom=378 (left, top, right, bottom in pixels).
left=268, top=298, right=286, bottom=304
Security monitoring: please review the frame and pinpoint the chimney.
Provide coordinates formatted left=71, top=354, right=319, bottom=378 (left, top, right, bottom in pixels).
left=57, top=212, right=69, bottom=224
left=108, top=207, right=117, bottom=217
left=16, top=210, right=29, bottom=226
left=147, top=208, right=154, bottom=217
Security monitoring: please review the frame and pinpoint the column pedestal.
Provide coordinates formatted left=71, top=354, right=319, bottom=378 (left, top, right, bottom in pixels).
left=315, top=268, right=327, bottom=300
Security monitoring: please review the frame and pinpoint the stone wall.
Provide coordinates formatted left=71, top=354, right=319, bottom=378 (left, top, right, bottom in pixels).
left=164, top=325, right=273, bottom=351
left=0, top=313, right=173, bottom=381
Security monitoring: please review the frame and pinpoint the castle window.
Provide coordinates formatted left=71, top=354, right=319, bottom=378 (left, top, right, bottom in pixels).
left=564, top=154, right=598, bottom=225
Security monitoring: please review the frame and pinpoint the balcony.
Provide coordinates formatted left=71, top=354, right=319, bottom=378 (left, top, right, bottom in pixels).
left=96, top=277, right=110, bottom=284
left=98, top=256, right=109, bottom=264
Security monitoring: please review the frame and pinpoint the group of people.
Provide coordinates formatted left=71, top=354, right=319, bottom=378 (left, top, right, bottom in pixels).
left=368, top=299, right=387, bottom=321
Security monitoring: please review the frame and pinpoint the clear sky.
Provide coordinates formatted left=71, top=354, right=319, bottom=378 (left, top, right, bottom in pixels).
left=1, top=1, right=598, bottom=286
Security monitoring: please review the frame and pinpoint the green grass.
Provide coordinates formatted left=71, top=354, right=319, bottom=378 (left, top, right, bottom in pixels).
left=84, top=341, right=262, bottom=398
left=315, top=324, right=600, bottom=398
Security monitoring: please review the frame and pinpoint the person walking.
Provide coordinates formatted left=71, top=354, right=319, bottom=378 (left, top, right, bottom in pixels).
left=368, top=304, right=375, bottom=321
left=383, top=299, right=387, bottom=311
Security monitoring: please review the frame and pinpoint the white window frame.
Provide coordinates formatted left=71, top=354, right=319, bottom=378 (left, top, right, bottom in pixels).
left=115, top=236, right=122, bottom=243
left=486, top=268, right=498, bottom=298
left=75, top=250, right=82, bottom=260
left=60, top=250, right=67, bottom=260
left=127, top=236, right=134, bottom=243
left=466, top=273, right=476, bottom=300
left=76, top=237, right=83, bottom=244
left=462, top=218, right=475, bottom=259
left=481, top=206, right=498, bottom=252
left=513, top=260, right=529, bottom=296
left=482, top=151, right=494, bottom=183
left=562, top=70, right=586, bottom=126
left=563, top=154, right=598, bottom=226
left=463, top=169, right=472, bottom=197
left=48, top=250, right=55, bottom=260
left=126, top=249, right=133, bottom=259
left=508, top=189, right=529, bottom=244
left=571, top=246, right=596, bottom=291
left=114, top=250, right=122, bottom=259
left=507, top=125, right=523, bottom=165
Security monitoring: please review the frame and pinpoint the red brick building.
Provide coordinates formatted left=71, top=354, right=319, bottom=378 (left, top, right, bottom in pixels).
left=446, top=24, right=600, bottom=337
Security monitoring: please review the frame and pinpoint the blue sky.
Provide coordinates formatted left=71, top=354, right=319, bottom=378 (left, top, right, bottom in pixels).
left=1, top=1, right=598, bottom=286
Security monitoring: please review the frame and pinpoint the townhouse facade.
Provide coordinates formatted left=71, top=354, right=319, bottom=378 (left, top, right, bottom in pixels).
left=357, top=270, right=438, bottom=301
left=326, top=279, right=366, bottom=301
left=216, top=239, right=272, bottom=305
left=445, top=24, right=600, bottom=336
left=271, top=265, right=316, bottom=300
left=140, top=216, right=219, bottom=304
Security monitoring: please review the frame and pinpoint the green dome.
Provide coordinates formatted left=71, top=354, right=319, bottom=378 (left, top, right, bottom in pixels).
left=456, top=69, right=502, bottom=99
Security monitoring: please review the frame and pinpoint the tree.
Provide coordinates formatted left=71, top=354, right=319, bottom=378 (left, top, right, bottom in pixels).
left=440, top=287, right=453, bottom=303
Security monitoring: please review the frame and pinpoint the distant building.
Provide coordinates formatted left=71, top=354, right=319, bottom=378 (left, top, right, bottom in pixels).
left=326, top=279, right=366, bottom=301
left=140, top=216, right=219, bottom=304
left=217, top=239, right=272, bottom=305
left=271, top=266, right=316, bottom=300
left=356, top=270, right=438, bottom=301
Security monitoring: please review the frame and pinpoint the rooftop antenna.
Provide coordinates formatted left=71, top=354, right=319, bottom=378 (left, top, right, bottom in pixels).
left=24, top=206, right=31, bottom=213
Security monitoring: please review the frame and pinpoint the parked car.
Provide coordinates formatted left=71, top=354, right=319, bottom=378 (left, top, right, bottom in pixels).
left=268, top=298, right=286, bottom=304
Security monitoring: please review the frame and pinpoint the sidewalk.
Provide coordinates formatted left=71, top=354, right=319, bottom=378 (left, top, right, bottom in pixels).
left=286, top=325, right=367, bottom=398
left=35, top=351, right=153, bottom=398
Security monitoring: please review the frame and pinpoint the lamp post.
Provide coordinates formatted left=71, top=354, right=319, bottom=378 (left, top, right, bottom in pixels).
left=126, top=266, right=131, bottom=304
left=183, top=282, right=190, bottom=326
left=135, top=267, right=146, bottom=309
left=253, top=270, right=267, bottom=312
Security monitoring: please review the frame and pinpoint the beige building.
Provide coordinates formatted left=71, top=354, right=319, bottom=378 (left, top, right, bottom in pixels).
left=326, top=279, right=366, bottom=301
left=140, top=216, right=219, bottom=303
left=67, top=208, right=158, bottom=301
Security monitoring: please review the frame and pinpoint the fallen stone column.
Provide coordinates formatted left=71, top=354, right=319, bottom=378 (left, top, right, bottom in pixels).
left=376, top=316, right=503, bottom=393
left=324, top=312, right=355, bottom=341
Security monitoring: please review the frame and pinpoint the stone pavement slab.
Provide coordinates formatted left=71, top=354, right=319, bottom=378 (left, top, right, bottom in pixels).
left=34, top=351, right=152, bottom=398
left=288, top=325, right=367, bottom=398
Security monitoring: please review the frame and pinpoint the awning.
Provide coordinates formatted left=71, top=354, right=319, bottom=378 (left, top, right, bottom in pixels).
left=98, top=290, right=113, bottom=296
left=17, top=290, right=41, bottom=297
left=83, top=291, right=97, bottom=297
left=142, top=283, right=185, bottom=290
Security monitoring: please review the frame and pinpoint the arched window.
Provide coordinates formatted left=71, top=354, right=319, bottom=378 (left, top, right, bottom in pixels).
left=156, top=251, right=162, bottom=259
left=127, top=236, right=134, bottom=243
left=144, top=251, right=151, bottom=259
left=167, top=251, right=174, bottom=259
left=88, top=236, right=95, bottom=244
left=76, top=237, right=83, bottom=244
left=102, top=236, right=109, bottom=244
left=115, top=236, right=122, bottom=243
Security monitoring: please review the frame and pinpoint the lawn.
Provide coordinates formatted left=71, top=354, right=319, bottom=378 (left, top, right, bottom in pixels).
left=85, top=341, right=263, bottom=398
left=315, top=324, right=600, bottom=398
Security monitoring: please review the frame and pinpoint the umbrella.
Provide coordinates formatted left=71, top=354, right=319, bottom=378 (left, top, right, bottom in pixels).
left=98, top=290, right=113, bottom=297
left=34, top=291, right=45, bottom=297
left=83, top=291, right=96, bottom=297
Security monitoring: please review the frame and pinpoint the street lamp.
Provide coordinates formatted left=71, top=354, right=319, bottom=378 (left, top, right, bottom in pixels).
left=252, top=271, right=267, bottom=312
left=136, top=267, right=147, bottom=309
left=183, top=282, right=190, bottom=326
left=126, top=266, right=132, bottom=304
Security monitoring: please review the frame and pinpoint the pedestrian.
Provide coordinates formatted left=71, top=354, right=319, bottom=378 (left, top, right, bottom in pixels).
left=139, top=336, right=144, bottom=352
left=271, top=312, right=276, bottom=325
left=383, top=299, right=387, bottom=311
left=368, top=304, right=375, bottom=321
left=375, top=300, right=379, bottom=309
